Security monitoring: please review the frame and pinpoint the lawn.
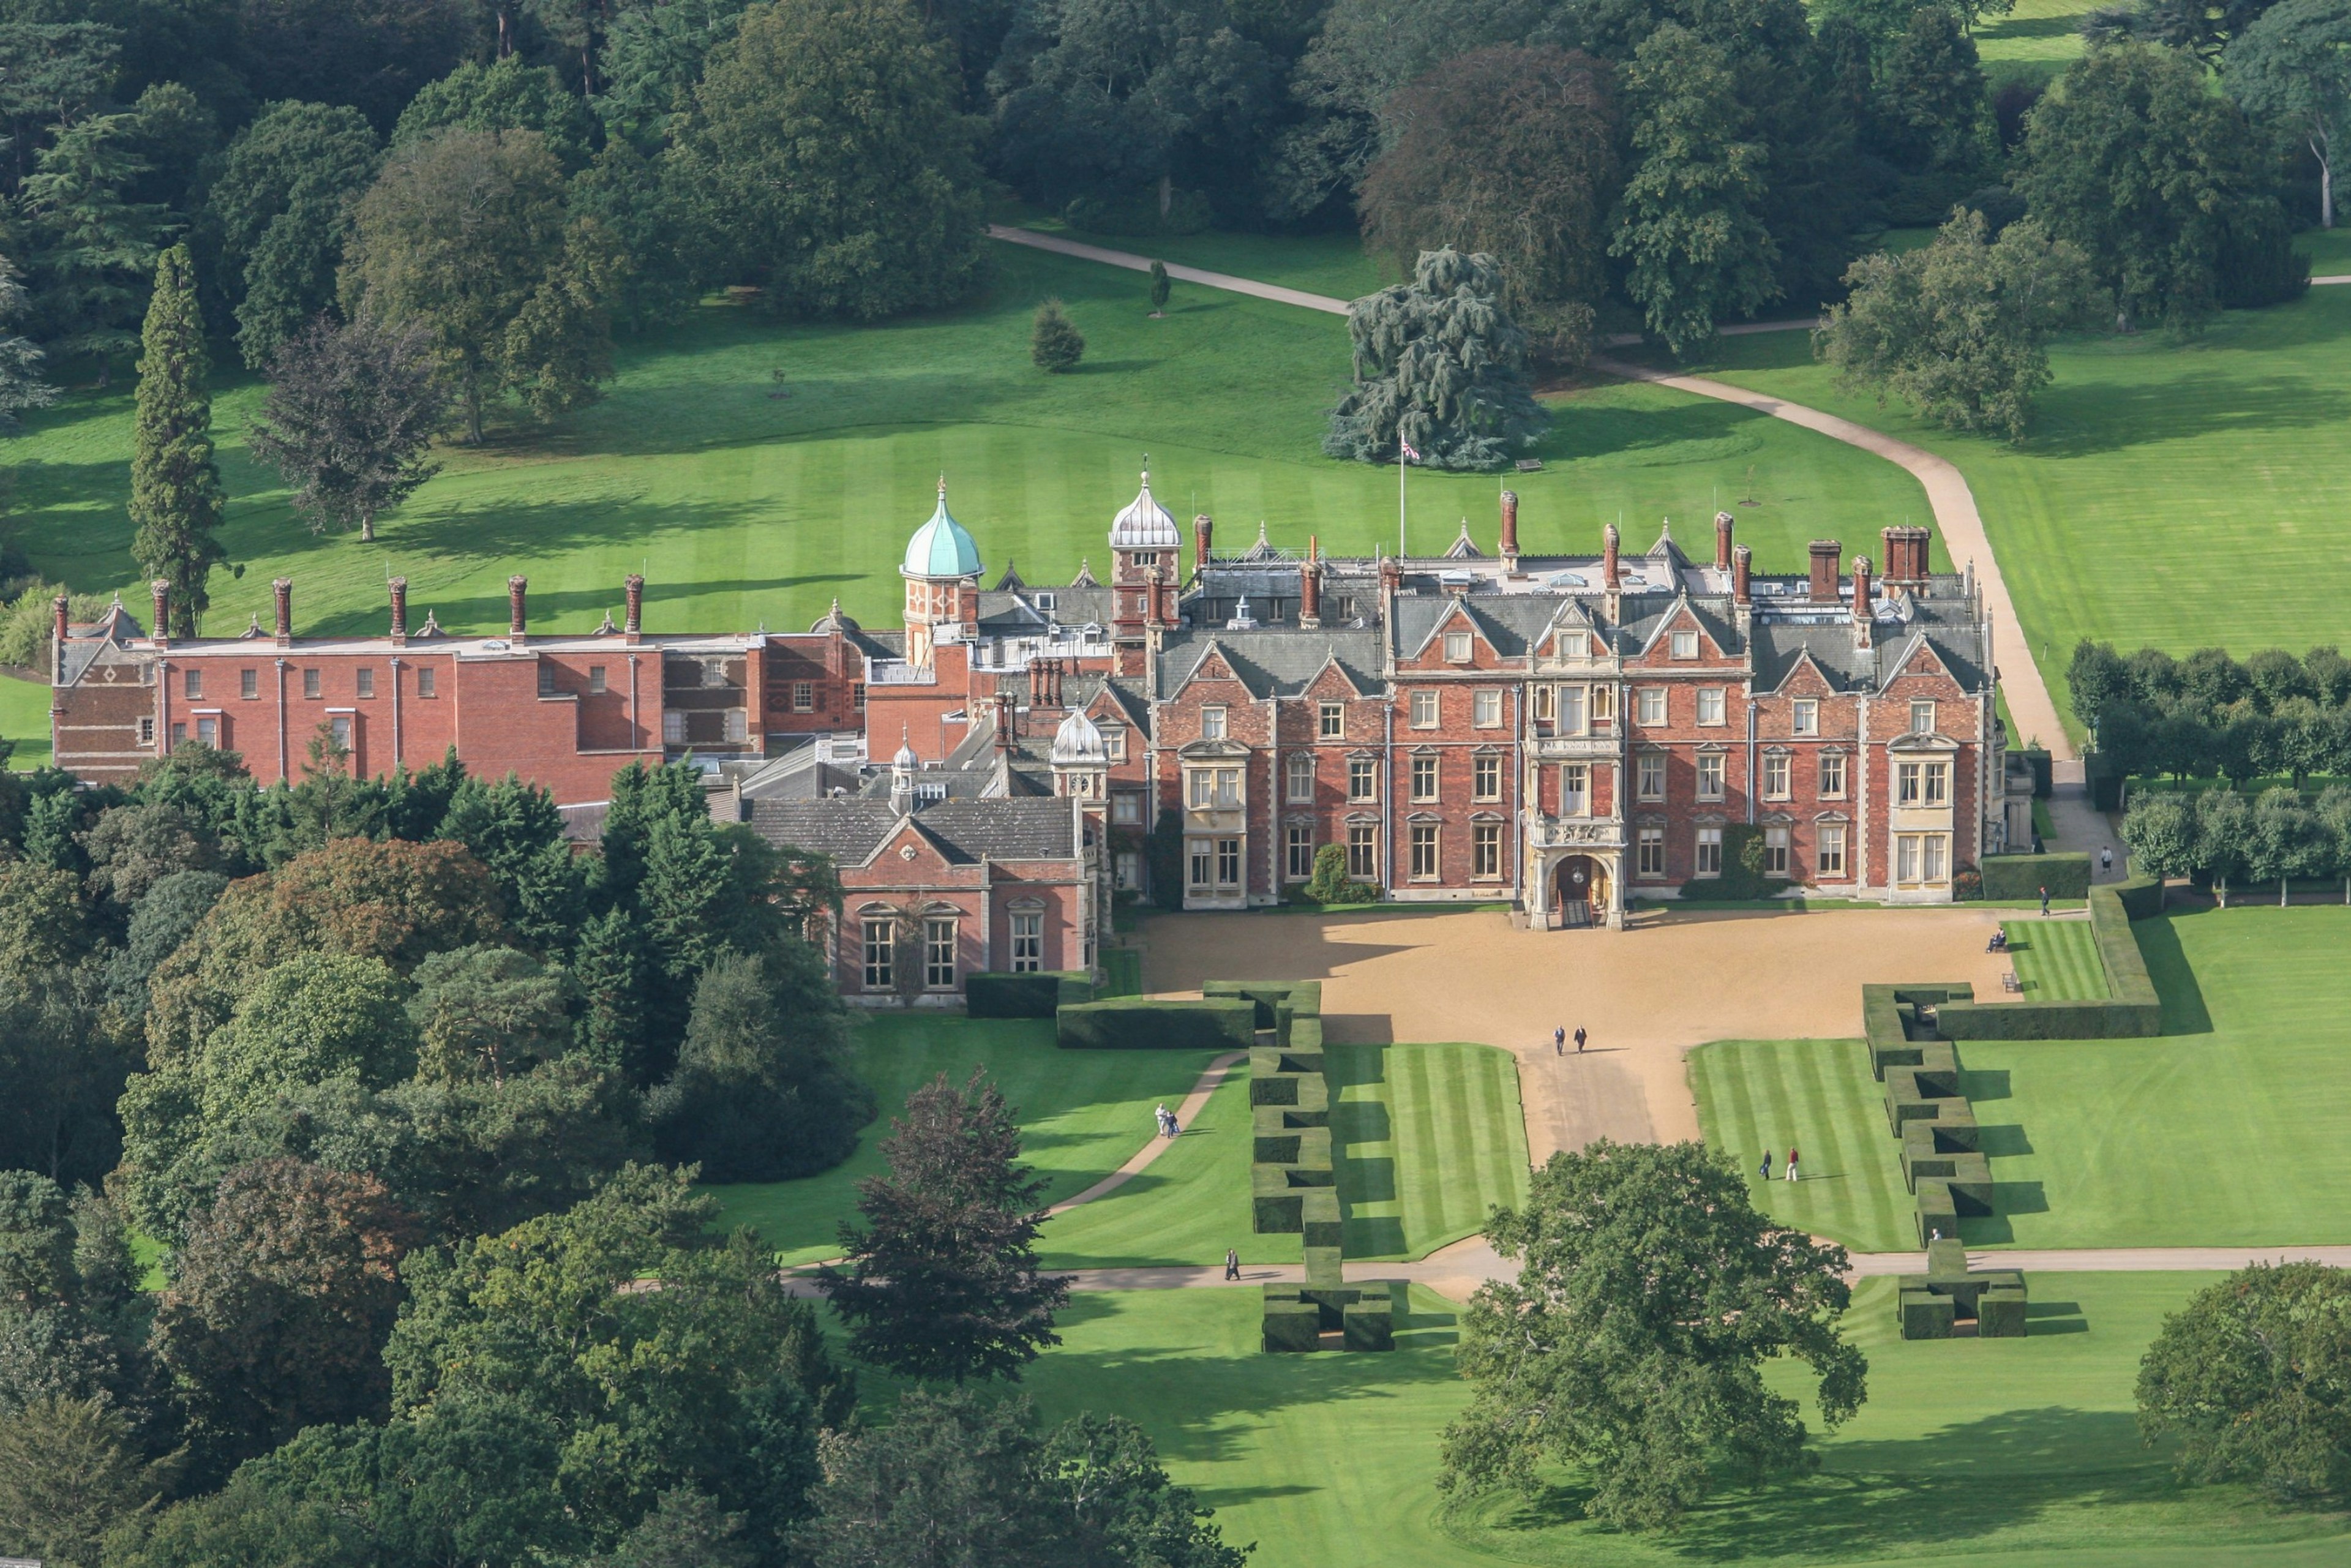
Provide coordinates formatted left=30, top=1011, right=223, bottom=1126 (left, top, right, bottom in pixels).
left=1006, top=210, right=1398, bottom=302
left=0, top=673, right=50, bottom=769
left=2003, top=918, right=2109, bottom=1000
left=1695, top=907, right=2351, bottom=1251
left=1632, top=280, right=2351, bottom=743
left=1976, top=0, right=2092, bottom=89
left=1013, top=1275, right=2351, bottom=1568
left=1690, top=1038, right=1919, bottom=1255
left=1330, top=1041, right=1530, bottom=1261
left=9, top=239, right=1931, bottom=647
left=705, top=1012, right=1214, bottom=1266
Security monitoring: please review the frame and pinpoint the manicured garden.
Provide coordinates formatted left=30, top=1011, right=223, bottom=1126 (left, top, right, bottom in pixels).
left=1691, top=1038, right=1921, bottom=1255
left=2004, top=918, right=2109, bottom=1001
left=1013, top=1275, right=2351, bottom=1568
left=1331, top=1041, right=1531, bottom=1261
left=0, top=674, right=50, bottom=769
left=6, top=238, right=1934, bottom=669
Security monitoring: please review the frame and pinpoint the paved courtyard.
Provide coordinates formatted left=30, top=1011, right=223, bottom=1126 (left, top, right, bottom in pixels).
left=1144, top=905, right=2014, bottom=1160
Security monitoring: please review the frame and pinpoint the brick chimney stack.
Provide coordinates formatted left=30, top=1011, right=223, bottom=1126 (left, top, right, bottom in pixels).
left=388, top=577, right=408, bottom=647
left=1193, top=514, right=1213, bottom=580
left=996, top=689, right=1016, bottom=754
left=623, top=574, right=643, bottom=644
left=1851, top=554, right=1875, bottom=649
left=1733, top=544, right=1752, bottom=606
left=1808, top=541, right=1841, bottom=605
left=151, top=580, right=171, bottom=647
left=1602, top=523, right=1621, bottom=591
left=507, top=575, right=528, bottom=639
left=52, top=591, right=69, bottom=655
left=272, top=578, right=293, bottom=647
left=1498, top=490, right=1520, bottom=564
left=1881, top=525, right=1931, bottom=588
left=1715, top=511, right=1735, bottom=572
left=1298, top=536, right=1322, bottom=629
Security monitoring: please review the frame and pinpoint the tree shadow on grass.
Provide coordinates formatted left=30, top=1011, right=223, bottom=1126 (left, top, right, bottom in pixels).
left=2025, top=373, right=2351, bottom=461
left=2135, top=917, right=2215, bottom=1036
left=1451, top=1409, right=2173, bottom=1564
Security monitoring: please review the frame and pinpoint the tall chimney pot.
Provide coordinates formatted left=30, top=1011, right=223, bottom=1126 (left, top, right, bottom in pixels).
left=1499, top=491, right=1520, bottom=561
left=508, top=575, right=528, bottom=639
left=1602, top=523, right=1621, bottom=591
left=1732, top=544, right=1752, bottom=606
left=52, top=592, right=69, bottom=658
left=151, top=580, right=171, bottom=646
left=272, top=578, right=293, bottom=646
left=1808, top=541, right=1842, bottom=605
left=1715, top=511, right=1735, bottom=572
left=1852, top=554, right=1875, bottom=648
left=623, top=574, right=644, bottom=643
left=1193, top=514, right=1213, bottom=579
left=1299, top=536, right=1322, bottom=629
left=388, top=577, right=408, bottom=646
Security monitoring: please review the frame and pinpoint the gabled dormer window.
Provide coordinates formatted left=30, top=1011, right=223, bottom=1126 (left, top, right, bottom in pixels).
left=1444, top=631, right=1472, bottom=663
left=1670, top=630, right=1699, bottom=660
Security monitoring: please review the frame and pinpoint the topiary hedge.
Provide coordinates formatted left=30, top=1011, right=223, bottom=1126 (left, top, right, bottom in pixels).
left=967, top=970, right=1094, bottom=1018
left=1978, top=852, right=2090, bottom=901
left=1936, top=882, right=2159, bottom=1038
left=1055, top=996, right=1255, bottom=1049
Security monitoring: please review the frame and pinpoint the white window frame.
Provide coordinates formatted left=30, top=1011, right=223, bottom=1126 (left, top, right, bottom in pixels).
left=1557, top=685, right=1586, bottom=736
left=863, top=918, right=894, bottom=989
left=1473, top=754, right=1502, bottom=803
left=1285, top=824, right=1314, bottom=880
left=1286, top=753, right=1314, bottom=803
left=1792, top=698, right=1818, bottom=736
left=1818, top=824, right=1848, bottom=878
left=1201, top=705, right=1227, bottom=740
left=1444, top=631, right=1472, bottom=664
left=1696, top=688, right=1727, bottom=726
left=1696, top=752, right=1725, bottom=801
left=1215, top=837, right=1242, bottom=887
left=1319, top=702, right=1344, bottom=739
left=928, top=916, right=961, bottom=988
left=1472, top=823, right=1502, bottom=879
left=1473, top=688, right=1502, bottom=729
left=1695, top=827, right=1723, bottom=877
left=1111, top=792, right=1141, bottom=825
left=1670, top=630, right=1698, bottom=660
left=1409, top=824, right=1439, bottom=880
left=1410, top=754, right=1439, bottom=803
left=1347, top=824, right=1377, bottom=879
left=1763, top=752, right=1791, bottom=800
left=1637, top=826, right=1665, bottom=878
left=355, top=669, right=374, bottom=699
left=1820, top=752, right=1847, bottom=799
left=1637, top=687, right=1667, bottom=726
left=1410, top=689, right=1439, bottom=729
left=1911, top=699, right=1937, bottom=734
left=1347, top=756, right=1376, bottom=802
left=1559, top=763, right=1589, bottom=818
left=1763, top=825, right=1790, bottom=877
left=1637, top=752, right=1667, bottom=802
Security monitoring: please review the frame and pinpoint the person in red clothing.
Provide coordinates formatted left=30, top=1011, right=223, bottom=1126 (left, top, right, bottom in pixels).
left=1785, top=1147, right=1800, bottom=1182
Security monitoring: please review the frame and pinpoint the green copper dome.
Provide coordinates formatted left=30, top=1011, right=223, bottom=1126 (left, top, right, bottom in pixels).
left=902, top=478, right=981, bottom=579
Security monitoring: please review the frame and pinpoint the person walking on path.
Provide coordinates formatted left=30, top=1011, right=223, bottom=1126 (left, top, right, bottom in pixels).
left=2039, top=886, right=2050, bottom=917
left=1155, top=1105, right=1172, bottom=1138
left=2101, top=847, right=2113, bottom=878
left=1554, top=1026, right=1565, bottom=1055
left=1574, top=1027, right=1588, bottom=1054
left=1224, top=1248, right=1241, bottom=1281
left=1760, top=1152, right=1772, bottom=1180
left=1785, top=1147, right=1800, bottom=1182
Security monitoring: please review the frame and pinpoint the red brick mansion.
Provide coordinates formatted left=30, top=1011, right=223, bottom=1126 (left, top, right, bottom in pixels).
left=50, top=473, right=2020, bottom=998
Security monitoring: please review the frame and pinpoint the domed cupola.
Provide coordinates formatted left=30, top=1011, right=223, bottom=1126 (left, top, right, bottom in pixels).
left=903, top=477, right=982, bottom=580
left=1109, top=467, right=1180, bottom=551
left=1049, top=706, right=1108, bottom=800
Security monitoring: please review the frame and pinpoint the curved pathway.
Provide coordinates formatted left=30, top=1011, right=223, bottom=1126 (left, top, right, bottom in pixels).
left=989, top=223, right=2074, bottom=767
left=1043, top=1048, right=1247, bottom=1216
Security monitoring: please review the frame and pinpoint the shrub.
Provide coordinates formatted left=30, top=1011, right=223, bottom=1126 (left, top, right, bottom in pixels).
left=1978, top=852, right=2090, bottom=901
left=1303, top=843, right=1378, bottom=905
left=1261, top=1292, right=1322, bottom=1352
left=965, top=971, right=1091, bottom=1018
left=1031, top=299, right=1084, bottom=372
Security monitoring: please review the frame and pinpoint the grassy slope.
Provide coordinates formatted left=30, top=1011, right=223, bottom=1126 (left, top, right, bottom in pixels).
left=1696, top=907, right=2351, bottom=1251
left=1642, top=283, right=2351, bottom=745
left=0, top=673, right=50, bottom=768
left=2005, top=918, right=2109, bottom=1000
left=1976, top=0, right=2093, bottom=88
left=1691, top=1038, right=1919, bottom=1255
left=705, top=1013, right=1213, bottom=1266
left=1331, top=1041, right=1530, bottom=1261
left=1016, top=1277, right=2351, bottom=1568
left=9, top=244, right=1931, bottom=646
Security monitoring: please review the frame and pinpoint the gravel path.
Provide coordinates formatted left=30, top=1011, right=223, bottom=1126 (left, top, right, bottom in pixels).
left=1043, top=1048, right=1247, bottom=1217
left=988, top=223, right=2075, bottom=766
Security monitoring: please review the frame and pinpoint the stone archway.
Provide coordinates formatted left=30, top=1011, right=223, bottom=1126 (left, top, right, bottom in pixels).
left=1554, top=855, right=1608, bottom=928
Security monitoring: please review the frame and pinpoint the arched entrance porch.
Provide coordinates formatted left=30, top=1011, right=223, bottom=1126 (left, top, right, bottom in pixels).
left=1554, top=854, right=1610, bottom=929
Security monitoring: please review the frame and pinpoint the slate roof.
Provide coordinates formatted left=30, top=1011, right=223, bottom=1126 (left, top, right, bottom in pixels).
left=1156, top=628, right=1383, bottom=700
left=749, top=797, right=1078, bottom=865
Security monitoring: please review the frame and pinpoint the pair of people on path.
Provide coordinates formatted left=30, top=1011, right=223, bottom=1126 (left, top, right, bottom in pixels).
left=1761, top=1148, right=1798, bottom=1182
left=1155, top=1103, right=1180, bottom=1138
left=1552, top=1026, right=1587, bottom=1055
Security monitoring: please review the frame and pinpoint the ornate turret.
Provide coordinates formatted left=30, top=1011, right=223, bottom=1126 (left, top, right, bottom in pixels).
left=1109, top=465, right=1180, bottom=676
left=1050, top=705, right=1108, bottom=800
left=902, top=477, right=981, bottom=669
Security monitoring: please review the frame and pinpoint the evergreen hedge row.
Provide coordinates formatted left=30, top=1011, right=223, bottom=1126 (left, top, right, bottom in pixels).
left=1976, top=853, right=2089, bottom=901
left=1936, top=882, right=2161, bottom=1038
left=967, top=970, right=1095, bottom=1018
left=1054, top=996, right=1255, bottom=1049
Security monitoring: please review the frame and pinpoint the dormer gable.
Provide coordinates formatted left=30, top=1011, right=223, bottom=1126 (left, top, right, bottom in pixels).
left=1401, top=599, right=1499, bottom=667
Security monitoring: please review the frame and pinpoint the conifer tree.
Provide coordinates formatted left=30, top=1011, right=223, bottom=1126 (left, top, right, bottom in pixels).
left=128, top=245, right=227, bottom=639
left=1324, top=246, right=1547, bottom=469
left=1031, top=297, right=1084, bottom=371
left=1149, top=258, right=1170, bottom=315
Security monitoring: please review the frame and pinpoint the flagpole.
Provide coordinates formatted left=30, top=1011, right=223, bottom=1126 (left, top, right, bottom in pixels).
left=1398, top=441, right=1407, bottom=557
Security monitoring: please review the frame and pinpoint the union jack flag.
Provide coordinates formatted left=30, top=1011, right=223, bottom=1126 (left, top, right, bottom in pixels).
left=1398, top=436, right=1421, bottom=462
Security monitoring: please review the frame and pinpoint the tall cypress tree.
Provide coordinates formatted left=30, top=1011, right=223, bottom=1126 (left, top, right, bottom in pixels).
left=128, top=246, right=227, bottom=638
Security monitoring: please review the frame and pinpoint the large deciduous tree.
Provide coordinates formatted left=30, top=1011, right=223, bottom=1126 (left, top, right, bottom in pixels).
left=1818, top=207, right=2101, bottom=441
left=128, top=245, right=227, bottom=639
left=1357, top=45, right=1619, bottom=365
left=204, top=101, right=383, bottom=370
left=245, top=312, right=451, bottom=542
left=2226, top=0, right=2351, bottom=227
left=2137, top=1261, right=2351, bottom=1501
left=822, top=1069, right=1072, bottom=1383
left=2018, top=41, right=2303, bottom=329
left=341, top=126, right=616, bottom=441
left=394, top=55, right=598, bottom=172
left=680, top=0, right=986, bottom=319
left=1441, top=1140, right=1867, bottom=1531
left=1324, top=246, right=1547, bottom=470
left=152, top=1157, right=419, bottom=1480
left=1608, top=24, right=1779, bottom=358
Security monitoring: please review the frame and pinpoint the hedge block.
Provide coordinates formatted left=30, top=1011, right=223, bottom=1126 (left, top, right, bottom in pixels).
left=1251, top=1043, right=1325, bottom=1079
left=1300, top=1188, right=1342, bottom=1250
left=1056, top=997, right=1256, bottom=1050
left=1254, top=1128, right=1302, bottom=1165
left=1204, top=981, right=1322, bottom=1029
left=1303, top=1245, right=1344, bottom=1288
left=1900, top=1289, right=1955, bottom=1340
left=1251, top=1185, right=1302, bottom=1234
left=1925, top=1238, right=1969, bottom=1278
left=966, top=970, right=1095, bottom=1018
left=1916, top=1181, right=1959, bottom=1244
left=1978, top=1285, right=2028, bottom=1338
left=1344, top=1295, right=1395, bottom=1351
left=1251, top=1072, right=1299, bottom=1108
left=1979, top=853, right=2090, bottom=902
left=1261, top=1294, right=1323, bottom=1352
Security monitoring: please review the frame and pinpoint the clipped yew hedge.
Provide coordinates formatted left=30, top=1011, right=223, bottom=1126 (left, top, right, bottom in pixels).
left=1978, top=852, right=2090, bottom=901
left=967, top=970, right=1094, bottom=1018
left=1054, top=996, right=1255, bottom=1049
